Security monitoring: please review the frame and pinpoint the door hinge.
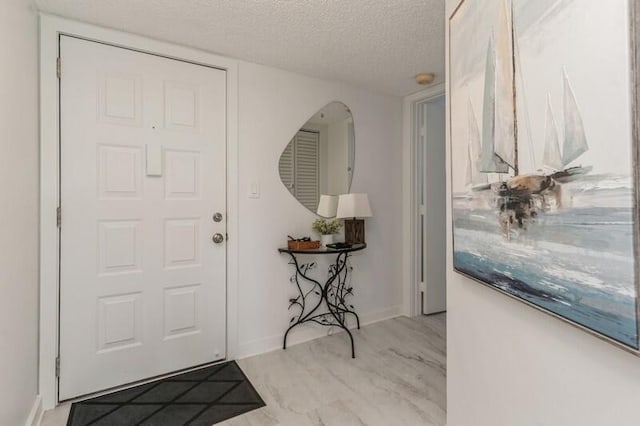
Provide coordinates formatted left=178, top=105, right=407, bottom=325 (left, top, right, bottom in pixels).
left=56, top=206, right=61, bottom=228
left=55, top=356, right=60, bottom=377
left=56, top=57, right=61, bottom=79
left=419, top=281, right=427, bottom=294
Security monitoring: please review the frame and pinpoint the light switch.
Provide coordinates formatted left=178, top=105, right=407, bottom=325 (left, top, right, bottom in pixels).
left=146, top=144, right=162, bottom=176
left=248, top=181, right=260, bottom=198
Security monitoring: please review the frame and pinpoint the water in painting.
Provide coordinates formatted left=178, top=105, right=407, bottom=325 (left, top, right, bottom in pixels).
left=450, top=0, right=638, bottom=348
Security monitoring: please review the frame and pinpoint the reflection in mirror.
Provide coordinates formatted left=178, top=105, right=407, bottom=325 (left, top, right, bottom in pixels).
left=279, top=101, right=355, bottom=216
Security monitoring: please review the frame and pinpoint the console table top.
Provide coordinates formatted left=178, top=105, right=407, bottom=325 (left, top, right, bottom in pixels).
left=278, top=243, right=366, bottom=255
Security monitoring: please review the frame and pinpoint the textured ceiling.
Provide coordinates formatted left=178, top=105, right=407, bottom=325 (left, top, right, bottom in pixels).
left=35, top=0, right=445, bottom=96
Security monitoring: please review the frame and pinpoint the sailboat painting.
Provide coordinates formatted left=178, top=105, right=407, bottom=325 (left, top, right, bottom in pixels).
left=449, top=0, right=640, bottom=351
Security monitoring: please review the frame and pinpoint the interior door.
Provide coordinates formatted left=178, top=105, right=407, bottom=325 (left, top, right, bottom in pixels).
left=417, top=95, right=447, bottom=315
left=59, top=35, right=227, bottom=400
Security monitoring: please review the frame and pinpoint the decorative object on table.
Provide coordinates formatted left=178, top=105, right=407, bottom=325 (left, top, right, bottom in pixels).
left=278, top=102, right=355, bottom=214
left=316, top=194, right=339, bottom=218
left=449, top=0, right=640, bottom=353
left=278, top=243, right=366, bottom=358
left=66, top=361, right=265, bottom=425
left=320, top=234, right=333, bottom=248
left=336, top=193, right=372, bottom=245
left=287, top=235, right=320, bottom=250
left=326, top=242, right=352, bottom=250
left=312, top=218, right=343, bottom=247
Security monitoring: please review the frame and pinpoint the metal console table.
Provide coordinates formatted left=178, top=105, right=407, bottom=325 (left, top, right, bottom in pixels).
left=278, top=243, right=366, bottom=358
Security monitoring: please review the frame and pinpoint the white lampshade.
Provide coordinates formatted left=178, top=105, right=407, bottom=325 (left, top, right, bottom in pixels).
left=336, top=193, right=373, bottom=219
left=316, top=194, right=339, bottom=217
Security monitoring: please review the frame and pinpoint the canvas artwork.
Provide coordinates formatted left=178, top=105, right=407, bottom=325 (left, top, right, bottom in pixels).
left=450, top=0, right=639, bottom=350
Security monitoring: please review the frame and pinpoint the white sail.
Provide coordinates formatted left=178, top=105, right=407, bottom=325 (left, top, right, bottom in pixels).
left=542, top=94, right=563, bottom=171
left=562, top=68, right=588, bottom=166
left=467, top=99, right=487, bottom=187
left=492, top=0, right=516, bottom=170
left=480, top=36, right=510, bottom=174
left=465, top=141, right=473, bottom=187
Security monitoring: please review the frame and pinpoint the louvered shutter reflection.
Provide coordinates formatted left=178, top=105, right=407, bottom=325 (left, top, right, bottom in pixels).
left=279, top=139, right=295, bottom=195
left=278, top=130, right=320, bottom=211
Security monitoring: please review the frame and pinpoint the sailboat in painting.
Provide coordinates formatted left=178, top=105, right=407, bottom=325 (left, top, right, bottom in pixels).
left=543, top=70, right=593, bottom=182
left=474, top=0, right=554, bottom=233
left=474, top=0, right=590, bottom=232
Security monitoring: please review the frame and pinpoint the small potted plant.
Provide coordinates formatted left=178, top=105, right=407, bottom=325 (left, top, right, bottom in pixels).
left=312, top=218, right=343, bottom=247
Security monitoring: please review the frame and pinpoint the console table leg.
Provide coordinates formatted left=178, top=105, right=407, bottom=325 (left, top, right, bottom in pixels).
left=346, top=327, right=356, bottom=358
left=283, top=325, right=293, bottom=350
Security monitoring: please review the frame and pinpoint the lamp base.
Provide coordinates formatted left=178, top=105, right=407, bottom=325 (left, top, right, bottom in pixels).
left=344, top=219, right=365, bottom=244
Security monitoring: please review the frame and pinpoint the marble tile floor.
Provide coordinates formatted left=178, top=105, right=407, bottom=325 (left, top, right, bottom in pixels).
left=41, top=314, right=446, bottom=426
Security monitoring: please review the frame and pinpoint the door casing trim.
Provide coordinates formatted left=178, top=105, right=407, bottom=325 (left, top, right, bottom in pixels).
left=39, top=13, right=240, bottom=410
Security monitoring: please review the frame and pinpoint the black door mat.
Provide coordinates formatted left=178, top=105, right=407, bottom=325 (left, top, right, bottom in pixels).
left=67, top=361, right=265, bottom=425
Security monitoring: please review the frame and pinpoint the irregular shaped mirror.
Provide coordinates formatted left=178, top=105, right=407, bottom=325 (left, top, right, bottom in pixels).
left=279, top=102, right=355, bottom=216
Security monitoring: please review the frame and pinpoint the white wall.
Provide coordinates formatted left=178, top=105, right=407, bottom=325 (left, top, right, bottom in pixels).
left=237, top=61, right=403, bottom=356
left=0, top=0, right=40, bottom=424
left=445, top=1, right=640, bottom=425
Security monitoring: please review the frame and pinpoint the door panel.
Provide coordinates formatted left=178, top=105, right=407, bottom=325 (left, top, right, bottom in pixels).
left=59, top=36, right=227, bottom=400
left=418, top=96, right=447, bottom=315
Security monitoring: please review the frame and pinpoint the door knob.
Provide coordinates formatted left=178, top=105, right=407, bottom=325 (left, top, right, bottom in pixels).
left=212, top=233, right=225, bottom=244
left=212, top=212, right=223, bottom=222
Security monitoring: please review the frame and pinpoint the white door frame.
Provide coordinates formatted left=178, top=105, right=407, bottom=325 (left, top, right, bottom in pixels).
left=39, top=14, right=240, bottom=410
left=401, top=84, right=446, bottom=317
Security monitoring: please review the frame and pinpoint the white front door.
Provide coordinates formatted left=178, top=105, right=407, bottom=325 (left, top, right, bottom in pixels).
left=59, top=36, right=227, bottom=400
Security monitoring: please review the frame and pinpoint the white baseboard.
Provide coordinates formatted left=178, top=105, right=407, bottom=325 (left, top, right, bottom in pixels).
left=359, top=305, right=404, bottom=326
left=237, top=305, right=403, bottom=359
left=25, top=395, right=43, bottom=426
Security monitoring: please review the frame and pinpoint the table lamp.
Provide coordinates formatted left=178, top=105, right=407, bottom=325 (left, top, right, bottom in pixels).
left=316, top=194, right=338, bottom=218
left=336, top=193, right=372, bottom=244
